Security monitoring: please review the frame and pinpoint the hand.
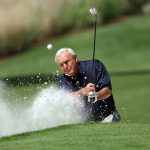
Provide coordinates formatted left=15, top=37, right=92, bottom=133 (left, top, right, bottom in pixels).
left=80, top=83, right=95, bottom=96
left=88, top=91, right=97, bottom=103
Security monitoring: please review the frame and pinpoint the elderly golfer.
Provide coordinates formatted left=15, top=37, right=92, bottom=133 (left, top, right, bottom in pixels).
left=55, top=48, right=121, bottom=122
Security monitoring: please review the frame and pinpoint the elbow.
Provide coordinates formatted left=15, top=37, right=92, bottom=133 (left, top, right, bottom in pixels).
left=97, top=87, right=112, bottom=100
left=106, top=87, right=112, bottom=98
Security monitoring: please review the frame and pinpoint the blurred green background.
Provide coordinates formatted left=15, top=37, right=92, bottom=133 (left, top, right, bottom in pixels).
left=0, top=0, right=150, bottom=147
left=0, top=0, right=149, bottom=56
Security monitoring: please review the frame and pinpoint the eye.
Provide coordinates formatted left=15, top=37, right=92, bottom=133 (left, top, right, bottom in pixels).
left=59, top=59, right=72, bottom=67
left=64, top=59, right=72, bottom=65
left=65, top=60, right=70, bottom=65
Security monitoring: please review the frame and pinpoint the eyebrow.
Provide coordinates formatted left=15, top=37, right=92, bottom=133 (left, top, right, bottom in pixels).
left=59, top=58, right=72, bottom=66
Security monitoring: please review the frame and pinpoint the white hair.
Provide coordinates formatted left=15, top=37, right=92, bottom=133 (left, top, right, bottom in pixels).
left=55, top=48, right=76, bottom=63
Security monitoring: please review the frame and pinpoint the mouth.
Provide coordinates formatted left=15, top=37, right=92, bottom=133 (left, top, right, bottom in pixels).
left=68, top=69, right=72, bottom=74
left=65, top=68, right=73, bottom=75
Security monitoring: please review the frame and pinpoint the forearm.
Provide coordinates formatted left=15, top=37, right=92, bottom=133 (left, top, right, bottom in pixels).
left=71, top=87, right=86, bottom=98
left=96, top=87, right=111, bottom=100
left=71, top=86, right=111, bottom=100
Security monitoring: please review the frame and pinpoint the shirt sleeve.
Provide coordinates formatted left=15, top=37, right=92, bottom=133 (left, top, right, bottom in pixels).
left=95, top=60, right=112, bottom=90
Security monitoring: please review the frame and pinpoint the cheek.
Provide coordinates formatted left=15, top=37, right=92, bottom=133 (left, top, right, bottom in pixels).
left=60, top=66, right=65, bottom=71
left=70, top=62, right=77, bottom=72
left=69, top=60, right=76, bottom=67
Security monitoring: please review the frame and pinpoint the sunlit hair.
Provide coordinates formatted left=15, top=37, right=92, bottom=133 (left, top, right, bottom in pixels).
left=55, top=48, right=76, bottom=63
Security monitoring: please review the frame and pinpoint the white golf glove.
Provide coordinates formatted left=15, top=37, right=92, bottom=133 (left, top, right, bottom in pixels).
left=88, top=91, right=97, bottom=103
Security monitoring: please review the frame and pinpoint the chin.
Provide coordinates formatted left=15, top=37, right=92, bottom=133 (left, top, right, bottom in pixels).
left=65, top=69, right=76, bottom=76
left=68, top=73, right=74, bottom=76
left=64, top=72, right=72, bottom=76
left=67, top=70, right=73, bottom=76
left=68, top=72, right=75, bottom=76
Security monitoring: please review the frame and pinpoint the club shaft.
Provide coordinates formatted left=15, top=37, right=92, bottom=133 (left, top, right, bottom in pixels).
left=92, top=15, right=97, bottom=84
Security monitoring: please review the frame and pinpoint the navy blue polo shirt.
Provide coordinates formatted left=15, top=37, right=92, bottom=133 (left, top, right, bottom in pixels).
left=58, top=60, right=116, bottom=121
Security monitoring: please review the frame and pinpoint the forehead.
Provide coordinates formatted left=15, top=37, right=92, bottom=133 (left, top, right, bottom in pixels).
left=56, top=51, right=72, bottom=62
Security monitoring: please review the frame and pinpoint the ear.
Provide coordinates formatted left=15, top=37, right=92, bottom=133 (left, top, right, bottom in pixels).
left=74, top=55, right=78, bottom=62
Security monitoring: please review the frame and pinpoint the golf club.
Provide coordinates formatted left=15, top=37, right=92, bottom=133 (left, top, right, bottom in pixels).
left=88, top=8, right=97, bottom=103
left=89, top=7, right=97, bottom=84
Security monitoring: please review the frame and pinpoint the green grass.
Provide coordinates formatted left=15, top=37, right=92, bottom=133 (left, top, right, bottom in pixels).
left=111, top=73, right=150, bottom=124
left=0, top=15, right=150, bottom=77
left=0, top=123, right=150, bottom=150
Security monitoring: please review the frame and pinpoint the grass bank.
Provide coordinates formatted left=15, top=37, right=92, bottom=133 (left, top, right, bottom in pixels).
left=0, top=123, right=150, bottom=150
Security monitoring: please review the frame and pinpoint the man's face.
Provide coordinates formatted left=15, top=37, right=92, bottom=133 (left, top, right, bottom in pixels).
left=56, top=51, right=79, bottom=76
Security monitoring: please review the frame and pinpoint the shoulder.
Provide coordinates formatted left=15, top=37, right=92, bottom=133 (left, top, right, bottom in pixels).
left=58, top=74, right=66, bottom=82
left=80, top=59, right=103, bottom=63
left=79, top=59, right=104, bottom=66
left=57, top=75, right=69, bottom=90
left=79, top=59, right=101, bottom=65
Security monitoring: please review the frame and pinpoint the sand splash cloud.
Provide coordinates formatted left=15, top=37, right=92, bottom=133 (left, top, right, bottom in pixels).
left=0, top=86, right=83, bottom=137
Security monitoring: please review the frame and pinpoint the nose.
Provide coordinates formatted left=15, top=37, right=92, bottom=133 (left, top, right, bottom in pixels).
left=62, top=63, right=68, bottom=69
